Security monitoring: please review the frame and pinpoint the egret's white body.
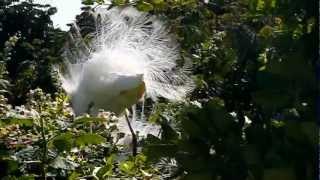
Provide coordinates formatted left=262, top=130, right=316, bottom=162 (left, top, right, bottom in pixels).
left=59, top=7, right=193, bottom=116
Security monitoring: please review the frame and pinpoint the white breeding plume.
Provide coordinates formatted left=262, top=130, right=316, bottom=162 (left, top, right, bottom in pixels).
left=59, top=6, right=194, bottom=115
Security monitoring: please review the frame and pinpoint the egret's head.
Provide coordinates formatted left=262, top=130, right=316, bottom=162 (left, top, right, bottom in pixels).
left=69, top=80, right=146, bottom=116
left=62, top=60, right=146, bottom=116
left=70, top=90, right=93, bottom=116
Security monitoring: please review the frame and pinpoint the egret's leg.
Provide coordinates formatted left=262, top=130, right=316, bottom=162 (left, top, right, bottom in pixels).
left=86, top=102, right=94, bottom=133
left=132, top=104, right=136, bottom=122
left=141, top=95, right=145, bottom=121
left=125, top=109, right=137, bottom=156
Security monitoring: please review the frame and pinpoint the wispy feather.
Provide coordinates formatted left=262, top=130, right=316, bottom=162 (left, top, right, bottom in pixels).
left=59, top=6, right=194, bottom=115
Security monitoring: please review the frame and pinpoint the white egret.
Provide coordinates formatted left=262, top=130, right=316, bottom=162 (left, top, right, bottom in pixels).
left=59, top=6, right=194, bottom=116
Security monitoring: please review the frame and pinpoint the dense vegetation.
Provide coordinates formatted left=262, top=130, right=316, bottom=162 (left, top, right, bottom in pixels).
left=0, top=0, right=317, bottom=179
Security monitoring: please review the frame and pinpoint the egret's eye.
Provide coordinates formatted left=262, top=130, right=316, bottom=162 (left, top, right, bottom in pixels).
left=124, top=16, right=130, bottom=22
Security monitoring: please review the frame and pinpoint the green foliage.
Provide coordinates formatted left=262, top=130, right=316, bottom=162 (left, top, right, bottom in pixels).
left=51, top=133, right=74, bottom=152
left=72, top=116, right=106, bottom=127
left=75, top=133, right=105, bottom=147
left=96, top=154, right=159, bottom=179
left=0, top=0, right=317, bottom=179
left=92, top=0, right=315, bottom=179
left=95, top=154, right=115, bottom=178
left=0, top=88, right=123, bottom=178
left=0, top=0, right=66, bottom=105
left=0, top=117, right=33, bottom=127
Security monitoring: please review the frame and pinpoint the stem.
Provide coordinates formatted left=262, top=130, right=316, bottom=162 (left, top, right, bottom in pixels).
left=39, top=104, right=47, bottom=180
left=38, top=100, right=48, bottom=180
left=125, top=112, right=137, bottom=156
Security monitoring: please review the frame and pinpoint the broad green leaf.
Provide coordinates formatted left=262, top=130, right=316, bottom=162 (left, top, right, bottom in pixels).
left=119, top=161, right=135, bottom=175
left=75, top=133, right=105, bottom=147
left=72, top=116, right=105, bottom=127
left=68, top=172, right=80, bottom=180
left=96, top=155, right=115, bottom=178
left=256, top=0, right=265, bottom=11
left=151, top=0, right=164, bottom=5
left=0, top=118, right=33, bottom=127
left=0, top=159, right=19, bottom=175
left=51, top=133, right=74, bottom=152
left=134, top=154, right=146, bottom=166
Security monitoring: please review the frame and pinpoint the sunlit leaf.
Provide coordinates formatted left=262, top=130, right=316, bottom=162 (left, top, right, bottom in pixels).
left=136, top=1, right=154, bottom=12
left=96, top=154, right=115, bottom=178
left=0, top=118, right=33, bottom=127
left=75, top=133, right=105, bottom=147
left=72, top=116, right=106, bottom=127
left=112, top=0, right=127, bottom=6
left=119, top=161, right=135, bottom=175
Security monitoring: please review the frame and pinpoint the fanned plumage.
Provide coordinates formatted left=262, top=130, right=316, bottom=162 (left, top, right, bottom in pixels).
left=59, top=6, right=194, bottom=115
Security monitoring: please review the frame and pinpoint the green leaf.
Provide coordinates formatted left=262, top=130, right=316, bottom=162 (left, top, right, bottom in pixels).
left=119, top=161, right=135, bottom=175
left=51, top=133, right=74, bottom=152
left=136, top=1, right=154, bottom=12
left=256, top=0, right=265, bottom=11
left=112, top=0, right=127, bottom=6
left=134, top=154, right=147, bottom=166
left=72, top=116, right=106, bottom=127
left=75, top=133, right=105, bottom=147
left=82, top=0, right=94, bottom=5
left=0, top=118, right=33, bottom=127
left=0, top=159, right=19, bottom=175
left=151, top=0, right=164, bottom=5
left=96, top=0, right=105, bottom=4
left=96, top=154, right=115, bottom=178
left=68, top=172, right=80, bottom=180
left=271, top=119, right=286, bottom=128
